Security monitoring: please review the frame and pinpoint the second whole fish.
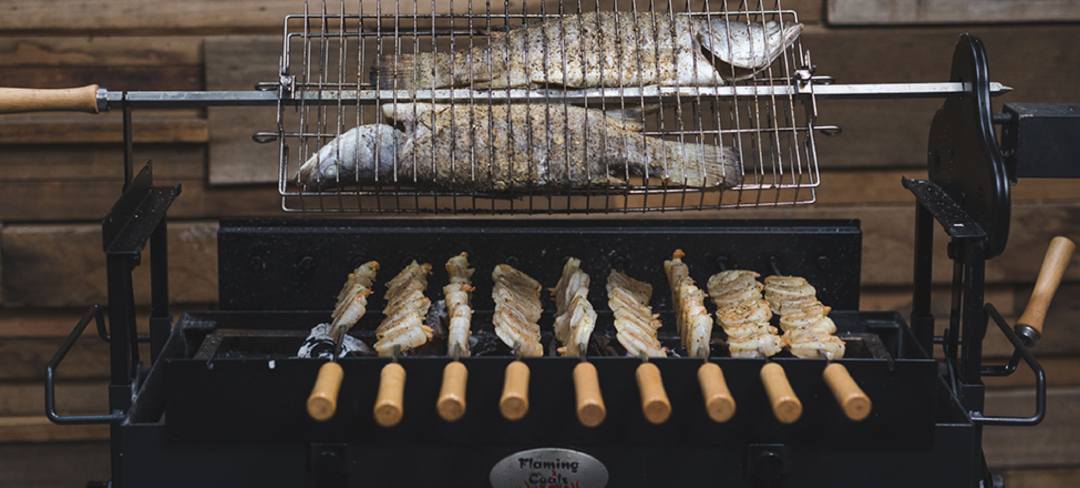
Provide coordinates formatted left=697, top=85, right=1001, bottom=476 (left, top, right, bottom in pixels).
left=376, top=12, right=802, bottom=89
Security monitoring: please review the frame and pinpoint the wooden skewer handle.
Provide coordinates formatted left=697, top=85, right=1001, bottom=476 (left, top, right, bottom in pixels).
left=823, top=363, right=872, bottom=421
left=499, top=361, right=530, bottom=421
left=698, top=363, right=736, bottom=422
left=1017, top=236, right=1075, bottom=342
left=0, top=85, right=101, bottom=114
left=436, top=361, right=468, bottom=422
left=635, top=362, right=672, bottom=425
left=573, top=362, right=606, bottom=428
left=373, top=363, right=406, bottom=427
left=306, top=362, right=345, bottom=422
left=760, top=363, right=802, bottom=424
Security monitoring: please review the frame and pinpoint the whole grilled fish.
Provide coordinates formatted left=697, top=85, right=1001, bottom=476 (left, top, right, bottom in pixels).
left=380, top=102, right=741, bottom=191
left=376, top=12, right=801, bottom=89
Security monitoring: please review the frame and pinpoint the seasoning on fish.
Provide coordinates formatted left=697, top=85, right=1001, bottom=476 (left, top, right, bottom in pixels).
left=492, top=264, right=544, bottom=357
left=380, top=102, right=741, bottom=192
left=708, top=269, right=782, bottom=358
left=298, top=124, right=406, bottom=189
left=376, top=12, right=802, bottom=89
left=444, top=252, right=475, bottom=358
left=663, top=249, right=714, bottom=358
left=551, top=258, right=597, bottom=357
left=607, top=270, right=666, bottom=358
left=374, top=260, right=434, bottom=356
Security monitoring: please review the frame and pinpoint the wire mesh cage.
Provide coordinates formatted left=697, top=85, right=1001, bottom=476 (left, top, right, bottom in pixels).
left=274, top=0, right=820, bottom=214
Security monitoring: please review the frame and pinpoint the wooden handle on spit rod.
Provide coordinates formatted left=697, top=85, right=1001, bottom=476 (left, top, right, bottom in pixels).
left=573, top=362, right=606, bottom=428
left=698, top=363, right=736, bottom=422
left=1016, top=236, right=1075, bottom=342
left=823, top=363, right=872, bottom=422
left=499, top=361, right=530, bottom=421
left=0, top=85, right=101, bottom=114
left=436, top=361, right=468, bottom=422
left=373, top=363, right=406, bottom=427
left=306, top=362, right=345, bottom=422
left=635, top=362, right=671, bottom=425
left=760, top=363, right=802, bottom=424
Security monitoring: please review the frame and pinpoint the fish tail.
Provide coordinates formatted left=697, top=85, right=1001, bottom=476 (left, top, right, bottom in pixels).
left=666, top=142, right=743, bottom=189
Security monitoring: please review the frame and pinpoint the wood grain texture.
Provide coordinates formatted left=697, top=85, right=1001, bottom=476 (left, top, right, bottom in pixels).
left=984, top=387, right=1080, bottom=469
left=828, top=0, right=1080, bottom=25
left=1, top=222, right=217, bottom=307
left=205, top=36, right=281, bottom=185
left=1005, top=468, right=1080, bottom=488
left=0, top=1, right=824, bottom=34
left=0, top=144, right=206, bottom=181
left=0, top=113, right=207, bottom=145
left=0, top=442, right=109, bottom=487
left=0, top=381, right=106, bottom=416
left=805, top=24, right=1080, bottom=167
left=0, top=36, right=202, bottom=66
left=0, top=415, right=107, bottom=443
left=0, top=66, right=201, bottom=92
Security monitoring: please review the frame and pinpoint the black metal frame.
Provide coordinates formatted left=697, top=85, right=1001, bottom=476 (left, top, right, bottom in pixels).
left=43, top=33, right=1078, bottom=487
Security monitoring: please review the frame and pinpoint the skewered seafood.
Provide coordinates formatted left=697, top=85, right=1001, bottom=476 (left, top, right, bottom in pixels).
left=376, top=13, right=802, bottom=89
left=764, top=275, right=821, bottom=315
left=374, top=260, right=435, bottom=356
left=664, top=249, right=714, bottom=358
left=492, top=264, right=545, bottom=357
left=444, top=252, right=476, bottom=357
left=607, top=270, right=666, bottom=358
left=330, top=261, right=380, bottom=339
left=551, top=258, right=597, bottom=357
left=766, top=275, right=846, bottom=360
left=708, top=268, right=782, bottom=358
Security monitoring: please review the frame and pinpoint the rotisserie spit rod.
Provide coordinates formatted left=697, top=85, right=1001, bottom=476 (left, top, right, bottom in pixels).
left=0, top=81, right=1012, bottom=114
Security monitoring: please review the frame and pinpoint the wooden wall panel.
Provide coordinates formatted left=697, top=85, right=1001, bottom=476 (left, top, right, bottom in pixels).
left=206, top=36, right=282, bottom=185
left=0, top=442, right=109, bottom=487
left=828, top=0, right=1080, bottom=25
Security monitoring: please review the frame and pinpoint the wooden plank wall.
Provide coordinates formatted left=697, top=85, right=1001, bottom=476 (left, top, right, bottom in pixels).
left=0, top=1, right=1078, bottom=485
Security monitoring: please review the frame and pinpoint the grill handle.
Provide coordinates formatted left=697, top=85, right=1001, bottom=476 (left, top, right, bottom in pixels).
left=0, top=85, right=103, bottom=114
left=45, top=305, right=125, bottom=425
left=974, top=304, right=1046, bottom=426
left=1015, top=236, right=1075, bottom=346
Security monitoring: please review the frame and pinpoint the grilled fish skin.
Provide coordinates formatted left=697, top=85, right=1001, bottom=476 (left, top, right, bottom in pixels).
left=376, top=12, right=801, bottom=90
left=379, top=102, right=740, bottom=192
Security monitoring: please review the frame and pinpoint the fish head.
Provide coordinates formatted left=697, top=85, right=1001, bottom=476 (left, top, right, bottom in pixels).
left=696, top=19, right=802, bottom=72
left=297, top=124, right=406, bottom=189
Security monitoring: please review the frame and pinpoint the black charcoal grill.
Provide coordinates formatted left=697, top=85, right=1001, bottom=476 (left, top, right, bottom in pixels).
left=20, top=1, right=1079, bottom=487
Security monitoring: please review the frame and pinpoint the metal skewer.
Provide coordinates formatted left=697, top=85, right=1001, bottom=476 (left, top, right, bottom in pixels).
left=0, top=81, right=1012, bottom=114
